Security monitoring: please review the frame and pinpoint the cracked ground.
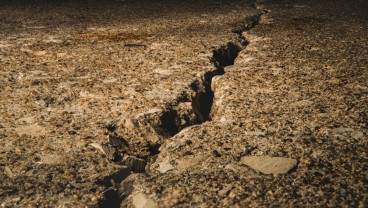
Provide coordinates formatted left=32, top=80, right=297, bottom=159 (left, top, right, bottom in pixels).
left=0, top=0, right=367, bottom=207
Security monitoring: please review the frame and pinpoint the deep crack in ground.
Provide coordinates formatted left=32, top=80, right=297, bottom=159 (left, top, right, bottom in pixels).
left=99, top=12, right=266, bottom=208
left=2, top=0, right=367, bottom=206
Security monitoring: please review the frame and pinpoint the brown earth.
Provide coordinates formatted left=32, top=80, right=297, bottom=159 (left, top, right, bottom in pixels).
left=0, top=0, right=367, bottom=207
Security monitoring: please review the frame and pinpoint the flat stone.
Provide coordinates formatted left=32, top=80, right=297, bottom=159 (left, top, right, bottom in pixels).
left=33, top=51, right=47, bottom=56
left=38, top=154, right=64, bottom=165
left=176, top=155, right=205, bottom=172
left=241, top=156, right=297, bottom=174
left=119, top=173, right=141, bottom=198
left=15, top=124, right=48, bottom=137
left=158, top=158, right=174, bottom=173
left=132, top=193, right=157, bottom=208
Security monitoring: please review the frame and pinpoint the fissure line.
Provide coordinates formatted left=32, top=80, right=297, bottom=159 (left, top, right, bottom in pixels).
left=99, top=11, right=265, bottom=207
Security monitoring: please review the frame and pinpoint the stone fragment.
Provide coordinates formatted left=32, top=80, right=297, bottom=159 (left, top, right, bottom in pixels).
left=33, top=51, right=47, bottom=56
left=90, top=165, right=130, bottom=185
left=158, top=158, right=174, bottom=173
left=108, top=134, right=128, bottom=149
left=353, top=131, right=364, bottom=140
left=38, top=154, right=63, bottom=165
left=56, top=52, right=67, bottom=58
left=332, top=127, right=354, bottom=134
left=225, top=163, right=249, bottom=173
left=101, top=145, right=117, bottom=161
left=123, top=119, right=136, bottom=129
left=15, top=124, right=48, bottom=137
left=102, top=78, right=118, bottom=83
left=241, top=156, right=297, bottom=174
left=218, top=184, right=233, bottom=197
left=90, top=143, right=117, bottom=161
left=119, top=173, right=141, bottom=198
left=219, top=116, right=228, bottom=123
left=0, top=43, right=13, bottom=48
left=43, top=37, right=62, bottom=44
left=132, top=193, right=158, bottom=208
left=122, top=155, right=146, bottom=173
left=20, top=48, right=33, bottom=54
left=90, top=143, right=105, bottom=154
left=17, top=116, right=34, bottom=124
left=176, top=155, right=205, bottom=172
left=4, top=166, right=15, bottom=179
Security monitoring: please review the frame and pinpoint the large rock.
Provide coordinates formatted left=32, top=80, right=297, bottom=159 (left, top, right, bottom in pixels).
left=241, top=156, right=297, bottom=174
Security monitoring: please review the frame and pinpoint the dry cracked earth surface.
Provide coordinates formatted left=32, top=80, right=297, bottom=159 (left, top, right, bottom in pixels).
left=0, top=0, right=367, bottom=207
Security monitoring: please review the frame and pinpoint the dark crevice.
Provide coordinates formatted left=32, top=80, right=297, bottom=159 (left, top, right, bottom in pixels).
left=148, top=143, right=161, bottom=156
left=151, top=13, right=265, bottom=138
left=145, top=91, right=196, bottom=139
left=159, top=109, right=180, bottom=136
left=231, top=14, right=262, bottom=36
left=98, top=189, right=120, bottom=208
left=212, top=42, right=243, bottom=67
left=97, top=167, right=131, bottom=208
left=191, top=13, right=264, bottom=123
left=142, top=13, right=265, bottom=156
left=143, top=13, right=265, bottom=145
left=99, top=12, right=264, bottom=207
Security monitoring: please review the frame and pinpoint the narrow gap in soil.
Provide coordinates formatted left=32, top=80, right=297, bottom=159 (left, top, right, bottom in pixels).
left=155, top=13, right=264, bottom=139
left=190, top=13, right=262, bottom=123
left=98, top=12, right=264, bottom=208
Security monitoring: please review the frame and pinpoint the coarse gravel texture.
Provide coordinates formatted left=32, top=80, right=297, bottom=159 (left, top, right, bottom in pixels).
left=0, top=0, right=367, bottom=207
left=133, top=0, right=368, bottom=207
left=0, top=0, right=260, bottom=206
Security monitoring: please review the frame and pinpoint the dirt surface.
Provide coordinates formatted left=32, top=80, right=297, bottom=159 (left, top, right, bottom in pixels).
left=1, top=0, right=367, bottom=207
